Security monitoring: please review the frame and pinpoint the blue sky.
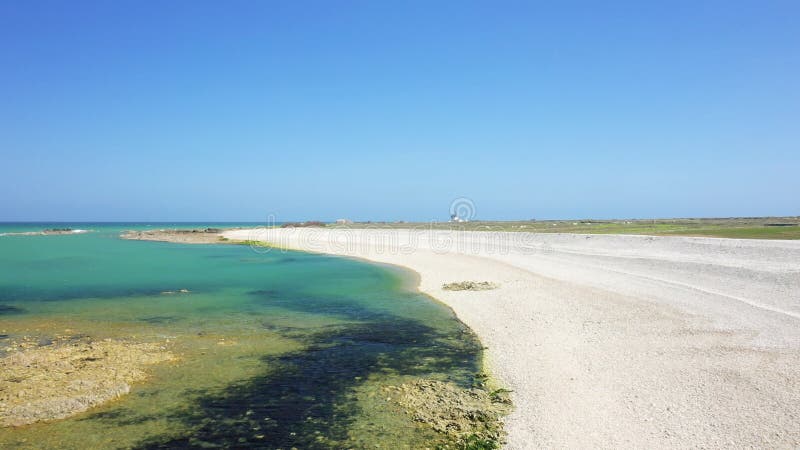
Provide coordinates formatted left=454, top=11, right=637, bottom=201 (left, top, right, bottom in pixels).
left=1, top=1, right=798, bottom=221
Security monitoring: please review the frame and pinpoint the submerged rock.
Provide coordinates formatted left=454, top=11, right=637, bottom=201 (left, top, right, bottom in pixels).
left=0, top=336, right=175, bottom=427
left=386, top=379, right=511, bottom=448
left=0, top=304, right=25, bottom=315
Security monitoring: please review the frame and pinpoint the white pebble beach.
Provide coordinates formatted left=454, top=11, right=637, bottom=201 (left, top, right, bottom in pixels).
left=225, top=228, right=800, bottom=448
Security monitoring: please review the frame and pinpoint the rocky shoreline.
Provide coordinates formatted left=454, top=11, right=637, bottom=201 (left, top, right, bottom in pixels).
left=120, top=228, right=230, bottom=244
left=0, top=335, right=175, bottom=427
left=387, top=379, right=511, bottom=448
left=0, top=228, right=91, bottom=237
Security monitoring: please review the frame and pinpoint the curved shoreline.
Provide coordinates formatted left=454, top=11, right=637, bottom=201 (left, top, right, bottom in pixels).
left=225, top=227, right=800, bottom=448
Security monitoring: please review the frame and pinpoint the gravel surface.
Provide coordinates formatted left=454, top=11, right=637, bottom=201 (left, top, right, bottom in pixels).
left=225, top=228, right=800, bottom=448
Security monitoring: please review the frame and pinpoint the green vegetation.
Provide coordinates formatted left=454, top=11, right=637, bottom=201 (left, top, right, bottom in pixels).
left=489, top=388, right=514, bottom=403
left=329, top=217, right=800, bottom=240
left=453, top=433, right=502, bottom=450
left=231, top=239, right=274, bottom=248
left=280, top=221, right=327, bottom=228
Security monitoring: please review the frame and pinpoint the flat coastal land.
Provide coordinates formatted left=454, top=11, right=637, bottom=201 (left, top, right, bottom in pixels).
left=330, top=217, right=800, bottom=240
left=225, top=227, right=800, bottom=448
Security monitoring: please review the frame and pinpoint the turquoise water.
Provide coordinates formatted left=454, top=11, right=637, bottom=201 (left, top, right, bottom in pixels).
left=0, top=224, right=483, bottom=449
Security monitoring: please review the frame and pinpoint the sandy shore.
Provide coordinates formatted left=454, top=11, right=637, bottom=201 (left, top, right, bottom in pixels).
left=225, top=228, right=800, bottom=448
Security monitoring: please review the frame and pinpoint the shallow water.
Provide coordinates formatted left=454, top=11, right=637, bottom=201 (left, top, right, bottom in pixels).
left=0, top=224, right=483, bottom=449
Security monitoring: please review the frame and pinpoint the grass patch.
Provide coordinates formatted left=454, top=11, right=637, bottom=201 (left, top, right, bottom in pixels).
left=329, top=217, right=800, bottom=240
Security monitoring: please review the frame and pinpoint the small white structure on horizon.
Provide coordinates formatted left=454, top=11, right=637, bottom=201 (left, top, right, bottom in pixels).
left=450, top=214, right=468, bottom=223
left=335, top=218, right=353, bottom=225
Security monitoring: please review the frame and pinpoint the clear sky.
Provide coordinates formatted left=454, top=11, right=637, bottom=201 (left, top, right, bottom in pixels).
left=1, top=1, right=798, bottom=222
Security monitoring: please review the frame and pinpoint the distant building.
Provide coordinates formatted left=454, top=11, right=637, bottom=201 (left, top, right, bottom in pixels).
left=335, top=218, right=353, bottom=225
left=450, top=214, right=467, bottom=223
